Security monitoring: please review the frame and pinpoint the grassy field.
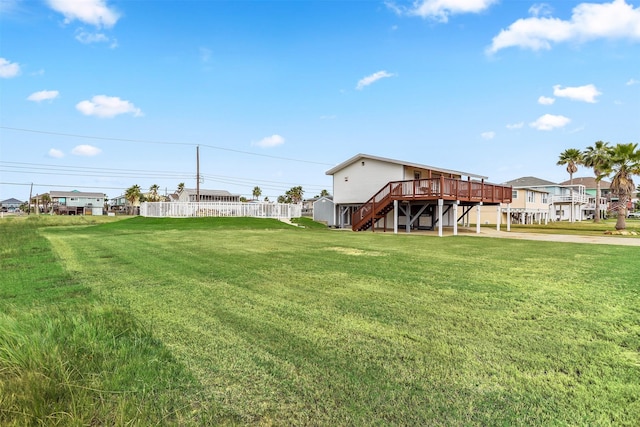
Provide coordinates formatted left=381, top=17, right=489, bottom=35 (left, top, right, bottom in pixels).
left=1, top=215, right=639, bottom=425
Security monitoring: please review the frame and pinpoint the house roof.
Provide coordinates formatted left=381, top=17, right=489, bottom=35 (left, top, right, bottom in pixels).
left=559, top=176, right=611, bottom=189
left=503, top=176, right=558, bottom=187
left=1, top=198, right=23, bottom=204
left=181, top=188, right=240, bottom=197
left=325, top=153, right=488, bottom=180
left=50, top=191, right=106, bottom=198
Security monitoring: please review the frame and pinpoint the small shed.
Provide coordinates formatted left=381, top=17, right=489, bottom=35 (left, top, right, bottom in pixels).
left=313, top=196, right=335, bottom=227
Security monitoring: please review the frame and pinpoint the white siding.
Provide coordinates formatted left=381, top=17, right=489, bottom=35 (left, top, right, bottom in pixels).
left=332, top=159, right=403, bottom=204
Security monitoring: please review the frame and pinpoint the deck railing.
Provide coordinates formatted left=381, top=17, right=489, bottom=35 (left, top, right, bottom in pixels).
left=352, top=177, right=512, bottom=231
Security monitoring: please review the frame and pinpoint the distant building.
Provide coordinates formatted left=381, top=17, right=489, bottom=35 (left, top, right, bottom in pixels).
left=49, top=190, right=107, bottom=215
left=175, top=188, right=240, bottom=203
left=1, top=198, right=23, bottom=212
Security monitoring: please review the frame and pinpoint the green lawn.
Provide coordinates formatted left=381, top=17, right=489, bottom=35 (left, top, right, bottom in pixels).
left=2, top=216, right=639, bottom=425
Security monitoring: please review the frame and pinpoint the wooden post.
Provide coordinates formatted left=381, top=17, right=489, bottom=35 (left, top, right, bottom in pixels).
left=476, top=203, right=482, bottom=234
left=438, top=199, right=443, bottom=237
left=453, top=201, right=458, bottom=236
left=507, top=204, right=511, bottom=231
left=496, top=205, right=501, bottom=231
left=394, top=200, right=398, bottom=234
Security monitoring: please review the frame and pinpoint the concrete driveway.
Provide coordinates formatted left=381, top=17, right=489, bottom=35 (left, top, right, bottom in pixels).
left=473, top=228, right=640, bottom=247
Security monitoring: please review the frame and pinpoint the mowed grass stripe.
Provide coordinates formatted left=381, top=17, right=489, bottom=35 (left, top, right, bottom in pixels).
left=35, top=217, right=640, bottom=425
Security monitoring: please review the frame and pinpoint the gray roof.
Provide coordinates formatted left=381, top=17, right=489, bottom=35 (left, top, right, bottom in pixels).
left=182, top=188, right=240, bottom=197
left=559, top=176, right=610, bottom=189
left=1, top=198, right=23, bottom=204
left=325, top=153, right=488, bottom=180
left=503, top=176, right=558, bottom=187
left=50, top=191, right=106, bottom=198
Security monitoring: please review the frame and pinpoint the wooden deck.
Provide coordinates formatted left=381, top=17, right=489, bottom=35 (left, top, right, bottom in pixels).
left=352, top=177, right=512, bottom=231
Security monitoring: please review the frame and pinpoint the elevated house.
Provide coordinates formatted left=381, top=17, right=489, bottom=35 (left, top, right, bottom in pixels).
left=480, top=177, right=551, bottom=225
left=49, top=190, right=107, bottom=215
left=326, top=154, right=512, bottom=235
left=1, top=198, right=23, bottom=212
left=490, top=176, right=592, bottom=222
left=559, top=177, right=610, bottom=219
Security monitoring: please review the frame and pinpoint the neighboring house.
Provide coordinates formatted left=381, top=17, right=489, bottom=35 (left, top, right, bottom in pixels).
left=109, top=195, right=128, bottom=213
left=175, top=188, right=240, bottom=203
left=559, top=177, right=610, bottom=219
left=480, top=180, right=551, bottom=225
left=49, top=190, right=107, bottom=215
left=1, top=198, right=23, bottom=212
left=497, top=177, right=590, bottom=222
left=325, top=153, right=512, bottom=234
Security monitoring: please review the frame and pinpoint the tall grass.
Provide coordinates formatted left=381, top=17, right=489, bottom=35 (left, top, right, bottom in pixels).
left=0, top=218, right=221, bottom=426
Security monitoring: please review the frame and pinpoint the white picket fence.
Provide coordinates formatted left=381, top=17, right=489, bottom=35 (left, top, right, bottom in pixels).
left=140, top=201, right=301, bottom=219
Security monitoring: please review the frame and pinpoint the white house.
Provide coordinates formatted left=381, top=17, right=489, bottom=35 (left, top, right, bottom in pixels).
left=176, top=188, right=240, bottom=203
left=49, top=190, right=107, bottom=215
left=326, top=154, right=512, bottom=235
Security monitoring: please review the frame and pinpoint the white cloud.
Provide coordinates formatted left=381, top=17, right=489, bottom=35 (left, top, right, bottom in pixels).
left=76, top=95, right=143, bottom=118
left=627, top=78, right=639, bottom=85
left=71, top=145, right=102, bottom=156
left=48, top=148, right=64, bottom=158
left=529, top=114, right=571, bottom=130
left=481, top=131, right=496, bottom=140
left=27, top=90, right=59, bottom=102
left=47, top=0, right=119, bottom=28
left=388, top=0, right=498, bottom=23
left=487, top=0, right=640, bottom=54
left=0, top=57, right=20, bottom=78
left=506, top=122, right=524, bottom=130
left=356, top=70, right=395, bottom=90
left=252, top=134, right=285, bottom=148
left=529, top=3, right=553, bottom=18
left=553, top=84, right=601, bottom=103
left=538, top=96, right=555, bottom=105
left=75, top=29, right=114, bottom=46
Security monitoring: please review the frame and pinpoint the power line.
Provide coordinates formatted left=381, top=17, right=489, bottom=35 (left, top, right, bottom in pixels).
left=0, top=126, right=335, bottom=166
left=0, top=161, right=329, bottom=191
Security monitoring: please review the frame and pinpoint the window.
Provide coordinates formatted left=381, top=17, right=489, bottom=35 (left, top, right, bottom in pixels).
left=527, top=191, right=535, bottom=203
left=414, top=171, right=421, bottom=180
left=541, top=193, right=548, bottom=204
left=512, top=190, right=518, bottom=199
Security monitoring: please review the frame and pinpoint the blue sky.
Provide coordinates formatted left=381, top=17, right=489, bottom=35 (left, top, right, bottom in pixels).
left=1, top=0, right=639, bottom=202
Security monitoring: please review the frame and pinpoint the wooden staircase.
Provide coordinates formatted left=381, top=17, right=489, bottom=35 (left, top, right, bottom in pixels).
left=352, top=182, right=402, bottom=231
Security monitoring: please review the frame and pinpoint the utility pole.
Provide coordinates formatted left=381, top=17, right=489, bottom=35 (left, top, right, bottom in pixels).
left=28, top=182, right=33, bottom=215
left=196, top=145, right=200, bottom=202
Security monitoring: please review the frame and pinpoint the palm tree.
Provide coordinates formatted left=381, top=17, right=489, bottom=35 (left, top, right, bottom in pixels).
left=583, top=141, right=613, bottom=222
left=252, top=186, right=262, bottom=201
left=609, top=143, right=640, bottom=230
left=125, top=184, right=141, bottom=215
left=557, top=148, right=583, bottom=222
left=286, top=186, right=304, bottom=204
left=40, top=194, right=52, bottom=214
left=148, top=184, right=160, bottom=202
left=177, top=182, right=185, bottom=193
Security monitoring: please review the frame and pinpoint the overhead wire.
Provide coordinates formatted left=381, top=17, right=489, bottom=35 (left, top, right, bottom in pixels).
left=0, top=126, right=335, bottom=166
